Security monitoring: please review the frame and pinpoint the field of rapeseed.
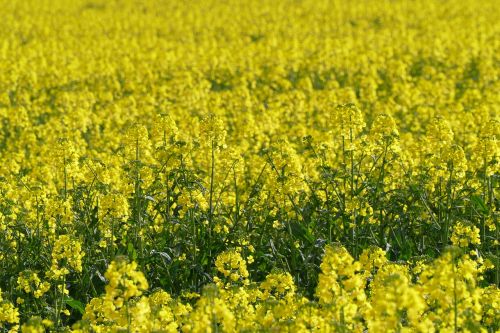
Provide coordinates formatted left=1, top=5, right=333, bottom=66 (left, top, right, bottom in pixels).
left=0, top=0, right=499, bottom=331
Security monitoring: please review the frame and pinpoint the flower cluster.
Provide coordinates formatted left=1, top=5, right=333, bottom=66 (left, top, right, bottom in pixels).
left=0, top=288, right=19, bottom=333
left=46, top=235, right=84, bottom=281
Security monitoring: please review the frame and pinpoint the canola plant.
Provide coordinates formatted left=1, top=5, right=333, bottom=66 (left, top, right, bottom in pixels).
left=0, top=0, right=498, bottom=331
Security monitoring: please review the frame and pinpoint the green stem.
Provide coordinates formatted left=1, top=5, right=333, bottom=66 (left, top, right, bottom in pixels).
left=208, top=140, right=216, bottom=258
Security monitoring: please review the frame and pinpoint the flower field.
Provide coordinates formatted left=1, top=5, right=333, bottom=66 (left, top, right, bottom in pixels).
left=0, top=0, right=499, bottom=331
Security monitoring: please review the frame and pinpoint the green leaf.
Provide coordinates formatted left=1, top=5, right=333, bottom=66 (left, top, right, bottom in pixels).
left=471, top=195, right=489, bottom=214
left=128, top=242, right=137, bottom=261
left=290, top=222, right=315, bottom=244
left=63, top=296, right=85, bottom=315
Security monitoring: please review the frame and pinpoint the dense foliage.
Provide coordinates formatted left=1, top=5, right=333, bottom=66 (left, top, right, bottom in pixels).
left=0, top=0, right=498, bottom=331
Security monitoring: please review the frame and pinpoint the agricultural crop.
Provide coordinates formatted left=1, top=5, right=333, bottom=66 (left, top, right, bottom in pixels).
left=0, top=0, right=498, bottom=332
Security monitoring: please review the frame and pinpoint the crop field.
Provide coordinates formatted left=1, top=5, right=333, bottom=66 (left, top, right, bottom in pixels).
left=0, top=0, right=499, bottom=331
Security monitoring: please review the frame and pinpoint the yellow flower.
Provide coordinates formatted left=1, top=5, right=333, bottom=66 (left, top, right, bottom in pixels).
left=451, top=222, right=481, bottom=247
